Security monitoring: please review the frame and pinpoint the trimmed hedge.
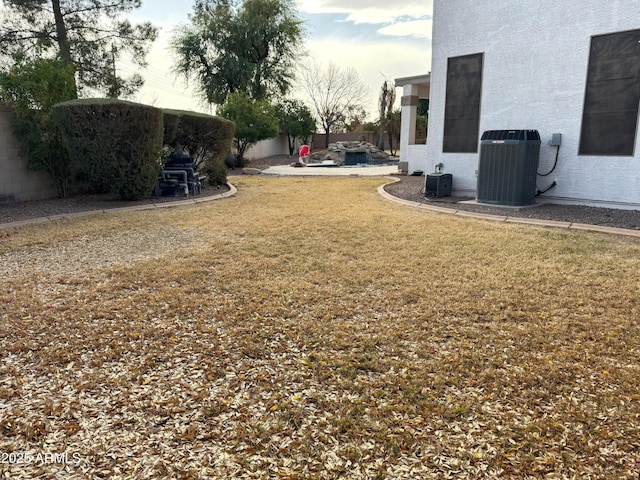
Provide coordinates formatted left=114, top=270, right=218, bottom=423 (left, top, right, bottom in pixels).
left=162, top=110, right=181, bottom=147
left=52, top=98, right=163, bottom=200
left=163, top=109, right=235, bottom=186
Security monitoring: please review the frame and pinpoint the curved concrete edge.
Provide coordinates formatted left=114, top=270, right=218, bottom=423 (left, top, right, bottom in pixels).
left=0, top=182, right=238, bottom=231
left=378, top=177, right=640, bottom=239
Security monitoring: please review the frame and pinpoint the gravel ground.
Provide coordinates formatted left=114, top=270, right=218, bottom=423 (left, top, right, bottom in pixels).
left=2, top=154, right=640, bottom=231
left=384, top=175, right=640, bottom=231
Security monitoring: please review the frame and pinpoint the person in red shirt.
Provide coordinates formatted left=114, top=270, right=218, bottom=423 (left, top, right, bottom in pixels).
left=298, top=142, right=310, bottom=165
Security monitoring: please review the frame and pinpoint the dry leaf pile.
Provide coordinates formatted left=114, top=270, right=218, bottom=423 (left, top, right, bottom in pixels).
left=1, top=176, right=639, bottom=479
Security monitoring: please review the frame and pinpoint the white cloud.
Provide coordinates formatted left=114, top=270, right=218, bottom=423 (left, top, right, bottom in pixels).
left=297, top=0, right=432, bottom=25
left=377, top=19, right=432, bottom=39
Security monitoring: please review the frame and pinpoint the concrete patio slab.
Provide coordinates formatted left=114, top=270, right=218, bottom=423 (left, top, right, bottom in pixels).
left=262, top=164, right=401, bottom=177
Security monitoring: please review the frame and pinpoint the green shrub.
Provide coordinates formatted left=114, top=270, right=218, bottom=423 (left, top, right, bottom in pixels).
left=53, top=98, right=163, bottom=200
left=162, top=109, right=235, bottom=185
left=218, top=93, right=278, bottom=168
left=0, top=58, right=77, bottom=197
left=206, top=160, right=228, bottom=187
left=162, top=110, right=181, bottom=147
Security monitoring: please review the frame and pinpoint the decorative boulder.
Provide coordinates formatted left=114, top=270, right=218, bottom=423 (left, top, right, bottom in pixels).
left=370, top=151, right=389, bottom=160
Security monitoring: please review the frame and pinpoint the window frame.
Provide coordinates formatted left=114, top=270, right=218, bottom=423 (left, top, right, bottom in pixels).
left=442, top=52, right=484, bottom=154
left=579, top=29, right=640, bottom=157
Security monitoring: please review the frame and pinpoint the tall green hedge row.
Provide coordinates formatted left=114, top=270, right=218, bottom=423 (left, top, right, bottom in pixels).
left=51, top=99, right=236, bottom=199
left=162, top=110, right=181, bottom=147
left=52, top=99, right=163, bottom=200
left=163, top=109, right=235, bottom=186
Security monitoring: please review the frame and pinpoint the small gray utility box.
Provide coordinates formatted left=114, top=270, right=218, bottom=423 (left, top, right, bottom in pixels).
left=425, top=173, right=452, bottom=198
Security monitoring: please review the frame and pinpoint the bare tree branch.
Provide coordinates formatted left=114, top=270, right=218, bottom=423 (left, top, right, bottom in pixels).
left=299, top=61, right=369, bottom=147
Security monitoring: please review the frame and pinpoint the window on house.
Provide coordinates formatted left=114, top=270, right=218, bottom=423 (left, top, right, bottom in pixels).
left=579, top=29, right=640, bottom=156
left=443, top=53, right=483, bottom=153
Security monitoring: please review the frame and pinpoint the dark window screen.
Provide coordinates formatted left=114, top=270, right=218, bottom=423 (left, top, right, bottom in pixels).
left=580, top=29, right=640, bottom=156
left=443, top=53, right=483, bottom=153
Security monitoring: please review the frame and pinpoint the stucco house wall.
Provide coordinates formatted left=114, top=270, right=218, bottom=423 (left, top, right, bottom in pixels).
left=0, top=105, right=57, bottom=203
left=427, top=0, right=640, bottom=208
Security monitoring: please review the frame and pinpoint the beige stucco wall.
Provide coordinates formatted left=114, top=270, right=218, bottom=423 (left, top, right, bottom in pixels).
left=0, top=105, right=57, bottom=203
left=243, top=134, right=290, bottom=160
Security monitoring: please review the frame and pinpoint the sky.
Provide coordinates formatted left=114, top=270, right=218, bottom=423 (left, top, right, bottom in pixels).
left=124, top=0, right=433, bottom=120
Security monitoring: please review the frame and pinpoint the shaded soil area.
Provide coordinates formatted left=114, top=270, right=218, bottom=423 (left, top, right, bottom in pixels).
left=384, top=175, right=640, bottom=231
left=0, top=184, right=230, bottom=225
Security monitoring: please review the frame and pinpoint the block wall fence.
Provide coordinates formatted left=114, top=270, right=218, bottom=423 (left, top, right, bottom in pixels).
left=0, top=104, right=57, bottom=203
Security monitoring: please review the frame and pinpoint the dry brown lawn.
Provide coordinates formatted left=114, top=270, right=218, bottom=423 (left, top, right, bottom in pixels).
left=1, top=176, right=639, bottom=479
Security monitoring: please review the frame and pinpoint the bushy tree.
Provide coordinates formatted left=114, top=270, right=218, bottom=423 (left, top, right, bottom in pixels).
left=416, top=98, right=429, bottom=144
left=162, top=109, right=235, bottom=185
left=342, top=106, right=368, bottom=133
left=171, top=0, right=304, bottom=105
left=418, top=98, right=429, bottom=117
left=218, top=92, right=278, bottom=166
left=275, top=99, right=315, bottom=155
left=377, top=80, right=395, bottom=150
left=0, top=0, right=157, bottom=96
left=386, top=108, right=401, bottom=156
left=0, top=56, right=77, bottom=196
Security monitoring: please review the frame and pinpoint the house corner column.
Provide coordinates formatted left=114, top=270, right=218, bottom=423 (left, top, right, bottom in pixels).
left=400, top=84, right=419, bottom=162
